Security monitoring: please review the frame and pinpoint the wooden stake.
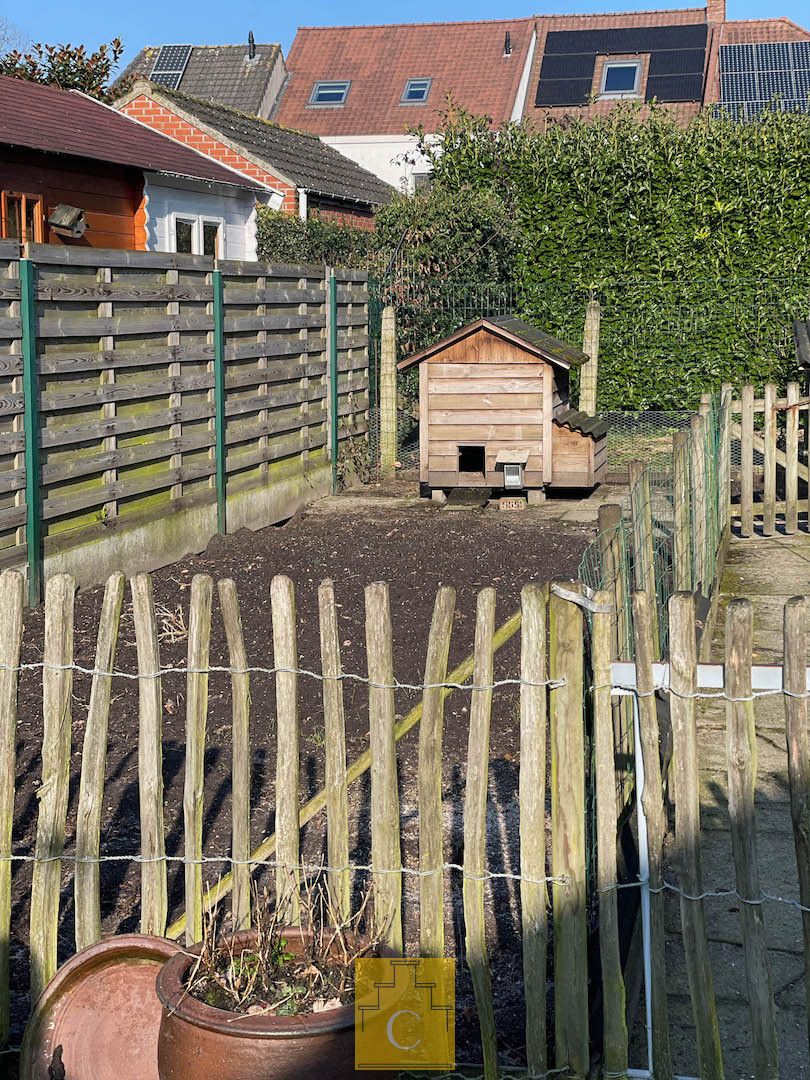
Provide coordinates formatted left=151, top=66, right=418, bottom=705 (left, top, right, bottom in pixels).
left=271, top=574, right=301, bottom=925
left=418, top=585, right=456, bottom=958
left=463, top=587, right=498, bottom=1080
left=318, top=579, right=350, bottom=924
left=218, top=579, right=252, bottom=932
left=365, top=581, right=402, bottom=953
left=75, top=572, right=125, bottom=952
left=519, top=583, right=548, bottom=1078
left=549, top=582, right=589, bottom=1077
left=0, top=570, right=24, bottom=1043
left=673, top=431, right=693, bottom=593
left=725, top=599, right=779, bottom=1078
left=785, top=382, right=799, bottom=535
left=593, top=588, right=628, bottom=1076
left=184, top=575, right=213, bottom=945
left=763, top=383, right=777, bottom=537
left=131, top=573, right=168, bottom=936
left=629, top=461, right=659, bottom=656
left=740, top=385, right=755, bottom=538
left=690, top=415, right=708, bottom=592
left=668, top=592, right=723, bottom=1079
left=30, top=574, right=75, bottom=1004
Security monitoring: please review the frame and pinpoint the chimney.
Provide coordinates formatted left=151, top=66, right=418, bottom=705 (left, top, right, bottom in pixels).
left=504, top=30, right=512, bottom=56
left=706, top=0, right=725, bottom=23
left=247, top=30, right=256, bottom=59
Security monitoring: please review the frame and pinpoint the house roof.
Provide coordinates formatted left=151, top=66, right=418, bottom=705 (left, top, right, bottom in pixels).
left=138, top=82, right=393, bottom=206
left=397, top=315, right=588, bottom=371
left=0, top=75, right=265, bottom=190
left=117, top=43, right=283, bottom=116
left=274, top=19, right=536, bottom=136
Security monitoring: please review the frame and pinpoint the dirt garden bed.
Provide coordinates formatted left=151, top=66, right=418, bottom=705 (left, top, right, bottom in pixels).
left=8, top=472, right=601, bottom=1062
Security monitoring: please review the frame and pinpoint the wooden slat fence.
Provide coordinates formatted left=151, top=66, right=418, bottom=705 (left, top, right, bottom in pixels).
left=0, top=244, right=368, bottom=593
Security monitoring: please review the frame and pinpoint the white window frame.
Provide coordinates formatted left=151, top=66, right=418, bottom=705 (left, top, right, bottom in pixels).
left=170, top=212, right=226, bottom=257
left=599, top=59, right=642, bottom=99
left=199, top=216, right=225, bottom=258
left=401, top=77, right=432, bottom=104
left=309, top=80, right=351, bottom=106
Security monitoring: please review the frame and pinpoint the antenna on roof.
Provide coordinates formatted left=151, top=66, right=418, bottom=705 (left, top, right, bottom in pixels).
left=504, top=30, right=512, bottom=57
left=248, top=31, right=256, bottom=59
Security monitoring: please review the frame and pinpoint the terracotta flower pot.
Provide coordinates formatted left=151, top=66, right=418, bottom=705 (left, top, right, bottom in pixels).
left=156, top=928, right=378, bottom=1080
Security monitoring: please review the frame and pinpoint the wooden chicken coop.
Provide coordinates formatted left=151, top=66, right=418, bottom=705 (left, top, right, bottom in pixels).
left=398, top=315, right=607, bottom=496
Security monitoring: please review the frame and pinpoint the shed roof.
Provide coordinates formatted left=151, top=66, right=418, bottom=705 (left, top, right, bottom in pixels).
left=794, top=318, right=810, bottom=368
left=397, top=315, right=589, bottom=371
left=0, top=75, right=265, bottom=190
left=554, top=408, right=608, bottom=439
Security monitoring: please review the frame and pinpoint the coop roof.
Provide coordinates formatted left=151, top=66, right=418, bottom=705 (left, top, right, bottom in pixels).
left=397, top=315, right=589, bottom=371
left=554, top=408, right=608, bottom=439
left=794, top=318, right=810, bottom=368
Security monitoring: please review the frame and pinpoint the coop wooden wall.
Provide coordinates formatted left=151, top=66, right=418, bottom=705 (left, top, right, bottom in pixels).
left=0, top=243, right=368, bottom=576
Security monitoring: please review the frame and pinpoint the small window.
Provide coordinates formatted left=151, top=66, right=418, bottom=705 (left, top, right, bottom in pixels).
left=1, top=191, right=44, bottom=243
left=401, top=78, right=432, bottom=104
left=309, top=80, right=350, bottom=106
left=458, top=445, right=486, bottom=474
left=600, top=60, right=641, bottom=97
left=202, top=220, right=222, bottom=257
left=174, top=217, right=194, bottom=254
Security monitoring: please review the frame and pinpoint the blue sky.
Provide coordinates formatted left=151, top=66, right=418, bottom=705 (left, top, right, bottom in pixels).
left=9, top=0, right=809, bottom=69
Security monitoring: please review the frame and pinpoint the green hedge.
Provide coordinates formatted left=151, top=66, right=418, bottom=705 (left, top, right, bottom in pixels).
left=256, top=207, right=372, bottom=267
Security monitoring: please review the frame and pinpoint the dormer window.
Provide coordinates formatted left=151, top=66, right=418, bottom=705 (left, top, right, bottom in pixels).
left=599, top=60, right=642, bottom=98
left=401, top=78, right=432, bottom=104
left=309, top=80, right=350, bottom=106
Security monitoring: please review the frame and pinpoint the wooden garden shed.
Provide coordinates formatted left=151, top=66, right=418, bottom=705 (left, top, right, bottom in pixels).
left=398, top=315, right=607, bottom=495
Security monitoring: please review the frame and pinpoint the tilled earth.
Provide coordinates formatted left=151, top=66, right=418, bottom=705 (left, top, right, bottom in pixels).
left=9, top=480, right=594, bottom=1065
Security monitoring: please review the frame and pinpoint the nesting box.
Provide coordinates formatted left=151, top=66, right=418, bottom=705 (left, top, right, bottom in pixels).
left=398, top=316, right=607, bottom=494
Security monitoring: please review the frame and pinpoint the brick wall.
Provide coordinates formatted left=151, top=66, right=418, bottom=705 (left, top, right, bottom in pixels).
left=308, top=196, right=376, bottom=231
left=121, top=95, right=299, bottom=214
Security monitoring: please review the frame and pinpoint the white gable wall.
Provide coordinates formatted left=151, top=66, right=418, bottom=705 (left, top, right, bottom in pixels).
left=143, top=174, right=260, bottom=261
left=321, top=134, right=434, bottom=193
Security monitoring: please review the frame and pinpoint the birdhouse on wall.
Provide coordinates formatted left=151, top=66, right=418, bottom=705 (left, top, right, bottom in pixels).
left=398, top=315, right=607, bottom=495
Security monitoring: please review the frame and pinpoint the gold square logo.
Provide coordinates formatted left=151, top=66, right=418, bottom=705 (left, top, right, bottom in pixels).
left=355, top=957, right=455, bottom=1071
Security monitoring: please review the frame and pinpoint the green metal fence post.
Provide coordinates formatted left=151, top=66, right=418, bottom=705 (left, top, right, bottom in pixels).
left=20, top=258, right=41, bottom=607
left=212, top=269, right=227, bottom=534
left=328, top=271, right=339, bottom=495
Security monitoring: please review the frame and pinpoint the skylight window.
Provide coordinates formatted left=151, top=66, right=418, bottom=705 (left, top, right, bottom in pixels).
left=600, top=60, right=642, bottom=98
left=309, top=80, right=350, bottom=106
left=401, top=78, right=432, bottom=104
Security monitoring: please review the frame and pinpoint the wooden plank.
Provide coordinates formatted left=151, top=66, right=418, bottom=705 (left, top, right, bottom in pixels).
left=131, top=574, right=167, bottom=936
left=669, top=592, right=723, bottom=1079
left=428, top=409, right=543, bottom=426
left=519, top=583, right=548, bottom=1078
left=785, top=382, right=799, bottom=535
left=218, top=579, right=252, bottom=932
left=35, top=282, right=215, bottom=303
left=29, top=574, right=75, bottom=1005
left=430, top=393, right=543, bottom=410
left=419, top=363, right=428, bottom=484
left=632, top=591, right=673, bottom=1077
left=673, top=431, right=693, bottom=592
left=365, top=581, right=403, bottom=954
left=740, top=385, right=755, bottom=538
left=725, top=599, right=779, bottom=1078
left=35, top=312, right=215, bottom=339
left=549, top=583, right=589, bottom=1077
left=629, top=460, right=660, bottom=658
left=318, top=579, right=350, bottom=924
left=74, top=573, right=125, bottom=952
left=418, top=586, right=456, bottom=958
left=271, top=575, right=301, bottom=925
left=784, top=596, right=810, bottom=1057
left=763, top=383, right=777, bottom=537
left=427, top=377, right=544, bottom=394
left=429, top=424, right=542, bottom=441
left=426, top=362, right=543, bottom=380
left=0, top=570, right=23, bottom=1044
left=463, top=587, right=498, bottom=1080
left=690, top=414, right=708, bottom=591
left=28, top=243, right=212, bottom=270
left=184, top=575, right=213, bottom=946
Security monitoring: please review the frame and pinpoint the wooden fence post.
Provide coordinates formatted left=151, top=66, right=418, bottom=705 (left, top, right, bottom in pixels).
left=599, top=504, right=633, bottom=807
left=673, top=431, right=693, bottom=593
left=218, top=578, right=252, bottom=932
left=379, top=305, right=397, bottom=476
left=463, top=587, right=498, bottom=1080
left=29, top=574, right=75, bottom=1005
left=519, top=583, right=548, bottom=1078
left=668, top=592, right=723, bottom=1079
left=740, top=384, right=755, bottom=538
left=632, top=591, right=673, bottom=1078
left=272, top=575, right=301, bottom=925
left=549, top=583, right=589, bottom=1077
left=720, top=384, right=733, bottom=538
left=629, top=461, right=660, bottom=656
left=19, top=257, right=42, bottom=607
left=418, top=585, right=456, bottom=958
left=763, top=383, right=777, bottom=537
left=690, top=414, right=708, bottom=592
left=75, top=573, right=125, bottom=952
left=579, top=298, right=600, bottom=415
left=184, top=574, right=213, bottom=946
left=784, top=596, right=810, bottom=1056
left=785, top=382, right=800, bottom=535
left=0, top=570, right=24, bottom=1043
left=593, top=589, right=628, bottom=1075
left=131, top=573, right=168, bottom=937
left=318, top=579, right=351, bottom=925
left=365, top=581, right=403, bottom=954
left=725, top=599, right=779, bottom=1078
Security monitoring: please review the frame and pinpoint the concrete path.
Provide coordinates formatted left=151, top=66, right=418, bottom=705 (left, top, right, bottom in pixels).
left=659, top=529, right=810, bottom=1079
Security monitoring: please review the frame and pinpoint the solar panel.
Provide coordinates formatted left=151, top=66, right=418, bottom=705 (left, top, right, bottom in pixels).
left=150, top=44, right=192, bottom=91
left=718, top=41, right=810, bottom=116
